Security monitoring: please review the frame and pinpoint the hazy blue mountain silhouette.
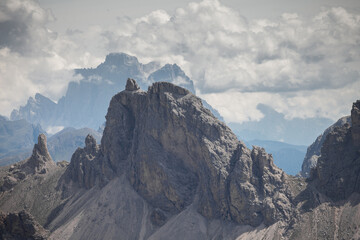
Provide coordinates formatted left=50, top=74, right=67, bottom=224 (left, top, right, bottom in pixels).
left=0, top=117, right=44, bottom=166
left=11, top=53, right=201, bottom=130
left=0, top=118, right=102, bottom=166
left=229, top=104, right=333, bottom=145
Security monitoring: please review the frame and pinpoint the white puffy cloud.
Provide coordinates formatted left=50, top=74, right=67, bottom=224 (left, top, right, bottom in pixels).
left=201, top=79, right=360, bottom=123
left=1, top=0, right=359, bottom=124
left=97, top=0, right=360, bottom=122
left=0, top=0, right=101, bottom=116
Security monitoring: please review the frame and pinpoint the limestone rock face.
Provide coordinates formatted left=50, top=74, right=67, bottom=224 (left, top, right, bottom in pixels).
left=1, top=134, right=56, bottom=191
left=0, top=210, right=49, bottom=240
left=96, top=79, right=291, bottom=225
left=125, top=78, right=140, bottom=91
left=102, top=80, right=238, bottom=216
left=228, top=144, right=292, bottom=226
left=313, top=100, right=360, bottom=200
left=64, top=134, right=113, bottom=189
left=351, top=100, right=360, bottom=145
left=300, top=116, right=351, bottom=177
left=23, top=134, right=55, bottom=174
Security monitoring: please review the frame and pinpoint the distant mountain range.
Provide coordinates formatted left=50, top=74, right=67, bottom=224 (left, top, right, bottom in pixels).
left=10, top=53, right=204, bottom=130
left=0, top=115, right=101, bottom=166
left=229, top=103, right=333, bottom=146
left=0, top=117, right=43, bottom=166
left=7, top=52, right=336, bottom=176
left=1, top=80, right=359, bottom=239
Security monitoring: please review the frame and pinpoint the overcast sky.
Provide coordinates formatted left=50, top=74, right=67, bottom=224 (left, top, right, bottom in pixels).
left=0, top=0, right=359, bottom=124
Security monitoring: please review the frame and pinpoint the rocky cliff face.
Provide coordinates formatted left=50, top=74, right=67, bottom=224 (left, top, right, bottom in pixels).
left=0, top=134, right=56, bottom=192
left=312, top=101, right=360, bottom=200
left=20, top=134, right=55, bottom=176
left=228, top=145, right=292, bottom=226
left=64, top=78, right=293, bottom=227
left=63, top=134, right=112, bottom=189
left=300, top=116, right=351, bottom=177
left=1, top=79, right=360, bottom=240
left=351, top=100, right=360, bottom=145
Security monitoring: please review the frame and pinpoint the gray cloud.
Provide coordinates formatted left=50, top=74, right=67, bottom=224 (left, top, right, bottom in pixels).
left=0, top=0, right=98, bottom=116
left=0, top=0, right=359, bottom=124
left=97, top=3, right=360, bottom=96
left=0, top=0, right=56, bottom=56
left=90, top=1, right=359, bottom=121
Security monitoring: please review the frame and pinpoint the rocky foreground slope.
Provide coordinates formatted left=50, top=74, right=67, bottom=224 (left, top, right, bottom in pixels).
left=0, top=79, right=359, bottom=239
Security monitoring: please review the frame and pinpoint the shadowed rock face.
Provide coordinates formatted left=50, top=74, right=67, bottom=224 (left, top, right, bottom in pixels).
left=351, top=100, right=360, bottom=145
left=1, top=79, right=360, bottom=239
left=63, top=134, right=112, bottom=189
left=300, top=116, right=351, bottom=177
left=66, top=78, right=293, bottom=226
left=102, top=80, right=238, bottom=216
left=313, top=100, right=360, bottom=200
left=0, top=210, right=49, bottom=240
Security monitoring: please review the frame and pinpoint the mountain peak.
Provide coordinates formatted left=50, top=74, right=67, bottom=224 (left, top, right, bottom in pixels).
left=24, top=134, right=55, bottom=174
left=148, top=81, right=190, bottom=95
left=104, top=52, right=140, bottom=66
left=62, top=79, right=293, bottom=226
left=125, top=78, right=140, bottom=91
left=148, top=63, right=195, bottom=93
left=311, top=99, right=360, bottom=200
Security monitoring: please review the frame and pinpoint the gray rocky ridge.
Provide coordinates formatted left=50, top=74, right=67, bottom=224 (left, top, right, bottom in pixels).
left=0, top=134, right=56, bottom=192
left=62, top=79, right=293, bottom=227
left=10, top=53, right=197, bottom=130
left=312, top=100, right=360, bottom=200
left=300, top=116, right=351, bottom=177
left=0, top=79, right=359, bottom=239
left=125, top=77, right=140, bottom=91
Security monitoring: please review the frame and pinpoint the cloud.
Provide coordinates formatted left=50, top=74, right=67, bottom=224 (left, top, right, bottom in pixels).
left=200, top=79, right=360, bottom=123
left=97, top=1, right=360, bottom=122
left=0, top=0, right=359, bottom=124
left=0, top=0, right=100, bottom=116
left=0, top=0, right=54, bottom=55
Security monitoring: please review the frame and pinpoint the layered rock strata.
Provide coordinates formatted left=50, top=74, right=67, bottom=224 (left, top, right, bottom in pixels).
left=312, top=100, right=360, bottom=200
left=65, top=79, right=293, bottom=226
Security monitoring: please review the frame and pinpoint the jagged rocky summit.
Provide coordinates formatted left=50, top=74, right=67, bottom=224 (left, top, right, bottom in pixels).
left=0, top=134, right=56, bottom=192
left=62, top=78, right=293, bottom=227
left=311, top=100, right=360, bottom=200
left=0, top=79, right=359, bottom=239
left=300, top=115, right=351, bottom=177
left=10, top=53, right=199, bottom=130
